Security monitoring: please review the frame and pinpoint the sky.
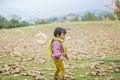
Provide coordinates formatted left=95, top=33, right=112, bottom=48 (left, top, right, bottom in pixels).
left=0, top=0, right=112, bottom=20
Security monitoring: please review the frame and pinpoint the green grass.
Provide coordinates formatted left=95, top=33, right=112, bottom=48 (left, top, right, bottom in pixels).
left=0, top=21, right=120, bottom=80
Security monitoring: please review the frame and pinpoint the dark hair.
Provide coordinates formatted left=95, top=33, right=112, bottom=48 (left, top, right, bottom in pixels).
left=54, top=27, right=66, bottom=37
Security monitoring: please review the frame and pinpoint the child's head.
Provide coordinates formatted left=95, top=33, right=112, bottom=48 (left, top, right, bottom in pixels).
left=54, top=27, right=66, bottom=40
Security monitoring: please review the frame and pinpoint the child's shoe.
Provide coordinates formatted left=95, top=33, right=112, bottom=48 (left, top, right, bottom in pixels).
left=54, top=78, right=58, bottom=80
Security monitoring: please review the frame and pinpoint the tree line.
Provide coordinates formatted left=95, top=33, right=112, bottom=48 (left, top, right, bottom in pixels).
left=0, top=11, right=120, bottom=29
left=0, top=15, right=29, bottom=29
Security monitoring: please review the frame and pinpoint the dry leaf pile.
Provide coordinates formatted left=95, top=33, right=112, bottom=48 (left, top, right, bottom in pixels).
left=0, top=22, right=120, bottom=79
left=0, top=62, right=24, bottom=75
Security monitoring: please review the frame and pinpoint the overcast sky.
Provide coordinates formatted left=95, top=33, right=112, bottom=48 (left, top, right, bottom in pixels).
left=0, top=0, right=112, bottom=20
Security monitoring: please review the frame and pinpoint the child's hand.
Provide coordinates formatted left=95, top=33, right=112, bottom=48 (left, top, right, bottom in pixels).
left=64, top=54, right=69, bottom=60
left=66, top=57, right=69, bottom=60
left=60, top=56, right=66, bottom=61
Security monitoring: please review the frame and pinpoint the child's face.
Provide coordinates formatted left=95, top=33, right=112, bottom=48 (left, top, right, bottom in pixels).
left=58, top=33, right=65, bottom=40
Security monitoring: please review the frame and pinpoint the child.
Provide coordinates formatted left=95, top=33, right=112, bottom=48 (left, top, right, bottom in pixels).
left=48, top=27, right=69, bottom=80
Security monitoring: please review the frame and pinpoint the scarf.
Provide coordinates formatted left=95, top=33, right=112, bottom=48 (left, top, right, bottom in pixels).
left=48, top=37, right=67, bottom=57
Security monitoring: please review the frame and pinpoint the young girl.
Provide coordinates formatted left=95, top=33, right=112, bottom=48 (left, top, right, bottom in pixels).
left=48, top=27, right=69, bottom=80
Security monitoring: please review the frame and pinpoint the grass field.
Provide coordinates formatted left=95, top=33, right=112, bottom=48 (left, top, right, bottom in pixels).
left=0, top=21, right=120, bottom=80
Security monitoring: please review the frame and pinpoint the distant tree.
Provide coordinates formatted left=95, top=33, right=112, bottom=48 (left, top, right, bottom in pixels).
left=10, top=14, right=21, bottom=21
left=115, top=11, right=120, bottom=20
left=82, top=12, right=97, bottom=21
left=63, top=17, right=67, bottom=20
left=9, top=18, right=19, bottom=28
left=71, top=16, right=79, bottom=22
left=0, top=15, right=8, bottom=29
left=19, top=21, right=29, bottom=26
left=51, top=17, right=58, bottom=22
left=41, top=19, right=50, bottom=24
left=114, top=0, right=120, bottom=20
left=35, top=19, right=50, bottom=24
left=105, top=13, right=116, bottom=20
left=10, top=18, right=19, bottom=23
left=96, top=15, right=103, bottom=21
left=8, top=14, right=23, bottom=28
left=115, top=0, right=120, bottom=10
left=0, top=15, right=29, bottom=29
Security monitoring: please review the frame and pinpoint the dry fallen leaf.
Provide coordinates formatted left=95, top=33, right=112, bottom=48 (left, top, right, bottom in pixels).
left=14, top=74, right=21, bottom=77
left=79, top=74, right=85, bottom=78
left=35, top=76, right=47, bottom=80
left=70, top=76, right=76, bottom=80
left=1, top=64, right=11, bottom=73
left=23, top=57, right=35, bottom=61
left=114, top=69, right=120, bottom=73
left=88, top=71, right=97, bottom=76
left=0, top=61, right=5, bottom=64
left=106, top=76, right=114, bottom=80
left=2, top=71, right=10, bottom=75
left=49, top=73, right=53, bottom=76
left=13, top=68, right=21, bottom=74
left=94, top=78, right=99, bottom=80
